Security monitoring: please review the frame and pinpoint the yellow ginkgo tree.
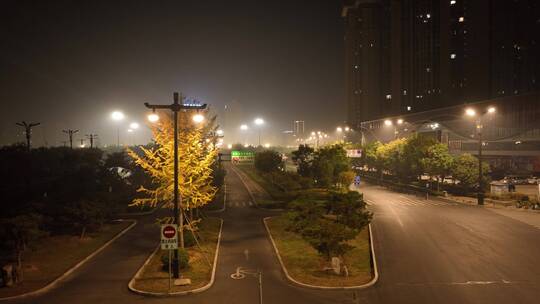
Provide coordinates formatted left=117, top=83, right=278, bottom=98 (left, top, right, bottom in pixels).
left=127, top=111, right=218, bottom=247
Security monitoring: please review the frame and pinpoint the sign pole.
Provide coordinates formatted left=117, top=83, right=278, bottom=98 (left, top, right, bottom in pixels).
left=168, top=249, right=172, bottom=293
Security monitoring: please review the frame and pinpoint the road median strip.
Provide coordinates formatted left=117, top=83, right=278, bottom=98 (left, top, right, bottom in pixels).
left=128, top=218, right=223, bottom=296
left=263, top=216, right=378, bottom=290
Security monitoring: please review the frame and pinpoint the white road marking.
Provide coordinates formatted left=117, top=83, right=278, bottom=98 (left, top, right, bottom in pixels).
left=388, top=204, right=404, bottom=227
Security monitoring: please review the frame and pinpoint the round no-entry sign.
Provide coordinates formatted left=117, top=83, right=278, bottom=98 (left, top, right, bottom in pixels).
left=162, top=225, right=176, bottom=238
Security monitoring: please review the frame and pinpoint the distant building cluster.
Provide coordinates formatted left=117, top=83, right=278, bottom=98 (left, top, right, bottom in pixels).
left=343, top=0, right=540, bottom=126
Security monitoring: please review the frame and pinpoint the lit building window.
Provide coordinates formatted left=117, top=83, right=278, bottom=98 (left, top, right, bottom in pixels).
left=459, top=17, right=464, bottom=22
left=426, top=13, right=431, bottom=19
left=450, top=53, right=456, bottom=59
left=354, top=65, right=359, bottom=69
left=450, top=0, right=456, bottom=5
left=407, top=106, right=412, bottom=111
left=426, top=67, right=431, bottom=72
left=403, top=89, right=407, bottom=95
left=386, top=94, right=392, bottom=100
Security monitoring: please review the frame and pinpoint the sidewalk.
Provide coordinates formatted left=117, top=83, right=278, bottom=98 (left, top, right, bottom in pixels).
left=441, top=195, right=540, bottom=230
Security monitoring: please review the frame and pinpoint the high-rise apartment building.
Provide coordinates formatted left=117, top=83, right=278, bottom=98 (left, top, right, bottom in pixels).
left=343, top=0, right=540, bottom=128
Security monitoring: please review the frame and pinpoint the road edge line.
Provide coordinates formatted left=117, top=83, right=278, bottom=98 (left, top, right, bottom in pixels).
left=263, top=217, right=379, bottom=290
left=127, top=218, right=223, bottom=297
left=0, top=219, right=137, bottom=301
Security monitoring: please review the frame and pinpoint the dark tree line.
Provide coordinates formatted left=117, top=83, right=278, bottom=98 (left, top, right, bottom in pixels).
left=0, top=144, right=151, bottom=282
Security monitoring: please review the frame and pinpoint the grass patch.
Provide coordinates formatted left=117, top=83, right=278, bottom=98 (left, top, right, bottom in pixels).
left=266, top=215, right=372, bottom=287
left=0, top=220, right=132, bottom=298
left=132, top=217, right=221, bottom=293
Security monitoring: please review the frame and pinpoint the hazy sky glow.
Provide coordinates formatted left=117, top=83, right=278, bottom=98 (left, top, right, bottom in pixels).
left=1, top=0, right=345, bottom=147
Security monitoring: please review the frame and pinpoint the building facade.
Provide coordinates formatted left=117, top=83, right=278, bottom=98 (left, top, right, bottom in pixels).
left=343, top=0, right=540, bottom=128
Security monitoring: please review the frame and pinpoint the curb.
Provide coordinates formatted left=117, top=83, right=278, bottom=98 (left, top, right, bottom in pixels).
left=0, top=219, right=137, bottom=301
left=263, top=217, right=379, bottom=290
left=128, top=219, right=223, bottom=297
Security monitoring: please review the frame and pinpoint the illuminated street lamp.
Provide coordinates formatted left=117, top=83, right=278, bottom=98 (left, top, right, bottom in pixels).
left=192, top=113, right=205, bottom=123
left=143, top=92, right=207, bottom=279
left=148, top=112, right=159, bottom=122
left=111, top=111, right=125, bottom=147
left=384, top=119, right=393, bottom=126
left=464, top=106, right=496, bottom=205
left=216, top=129, right=224, bottom=136
left=336, top=126, right=343, bottom=132
left=254, top=117, right=264, bottom=146
left=129, top=122, right=140, bottom=129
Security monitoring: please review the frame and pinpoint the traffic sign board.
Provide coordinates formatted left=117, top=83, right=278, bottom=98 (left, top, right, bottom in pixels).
left=161, top=224, right=178, bottom=250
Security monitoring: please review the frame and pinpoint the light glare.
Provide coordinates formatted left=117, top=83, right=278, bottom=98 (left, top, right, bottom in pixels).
left=148, top=113, right=159, bottom=122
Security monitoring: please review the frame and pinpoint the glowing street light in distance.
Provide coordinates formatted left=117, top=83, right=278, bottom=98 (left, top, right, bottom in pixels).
left=487, top=107, right=496, bottom=114
left=216, top=129, right=224, bottom=135
left=111, top=111, right=125, bottom=121
left=254, top=118, right=264, bottom=125
left=336, top=127, right=343, bottom=132
left=240, top=124, right=248, bottom=130
left=192, top=113, right=205, bottom=123
left=344, top=126, right=350, bottom=132
left=397, top=119, right=404, bottom=125
left=129, top=122, right=140, bottom=129
left=264, top=143, right=270, bottom=148
left=465, top=108, right=476, bottom=117
left=384, top=119, right=393, bottom=126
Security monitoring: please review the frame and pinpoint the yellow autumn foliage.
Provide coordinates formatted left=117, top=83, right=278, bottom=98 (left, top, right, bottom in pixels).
left=127, top=111, right=218, bottom=212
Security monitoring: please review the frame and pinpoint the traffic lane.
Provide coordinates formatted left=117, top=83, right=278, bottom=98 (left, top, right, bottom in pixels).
left=10, top=214, right=160, bottom=304
left=359, top=185, right=540, bottom=304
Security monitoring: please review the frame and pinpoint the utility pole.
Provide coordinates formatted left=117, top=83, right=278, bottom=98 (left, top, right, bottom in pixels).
left=62, top=129, right=79, bottom=149
left=86, top=134, right=98, bottom=148
left=144, top=92, right=207, bottom=279
left=476, top=120, right=484, bottom=205
left=15, top=121, right=40, bottom=151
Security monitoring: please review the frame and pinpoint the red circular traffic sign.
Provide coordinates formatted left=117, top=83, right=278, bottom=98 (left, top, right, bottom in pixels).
left=162, top=225, right=176, bottom=238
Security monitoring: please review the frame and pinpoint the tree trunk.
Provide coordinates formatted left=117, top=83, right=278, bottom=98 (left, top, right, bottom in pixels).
left=16, top=250, right=23, bottom=283
left=80, top=226, right=87, bottom=240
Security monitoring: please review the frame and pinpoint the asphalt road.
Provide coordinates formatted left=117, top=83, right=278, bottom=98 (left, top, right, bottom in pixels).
left=354, top=183, right=540, bottom=304
left=8, top=166, right=540, bottom=304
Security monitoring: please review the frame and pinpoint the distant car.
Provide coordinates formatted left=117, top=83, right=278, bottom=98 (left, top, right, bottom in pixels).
left=527, top=177, right=539, bottom=184
left=503, top=175, right=529, bottom=185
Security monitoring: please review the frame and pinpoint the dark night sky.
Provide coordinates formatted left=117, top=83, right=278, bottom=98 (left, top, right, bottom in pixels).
left=0, top=0, right=345, bottom=146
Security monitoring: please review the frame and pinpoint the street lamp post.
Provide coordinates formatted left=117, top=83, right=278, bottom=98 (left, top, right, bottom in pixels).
left=144, top=92, right=207, bottom=279
left=15, top=121, right=40, bottom=151
left=86, top=134, right=98, bottom=148
left=111, top=111, right=125, bottom=147
left=254, top=118, right=264, bottom=146
left=465, top=106, right=496, bottom=205
left=62, top=129, right=79, bottom=149
left=240, top=124, right=249, bottom=145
